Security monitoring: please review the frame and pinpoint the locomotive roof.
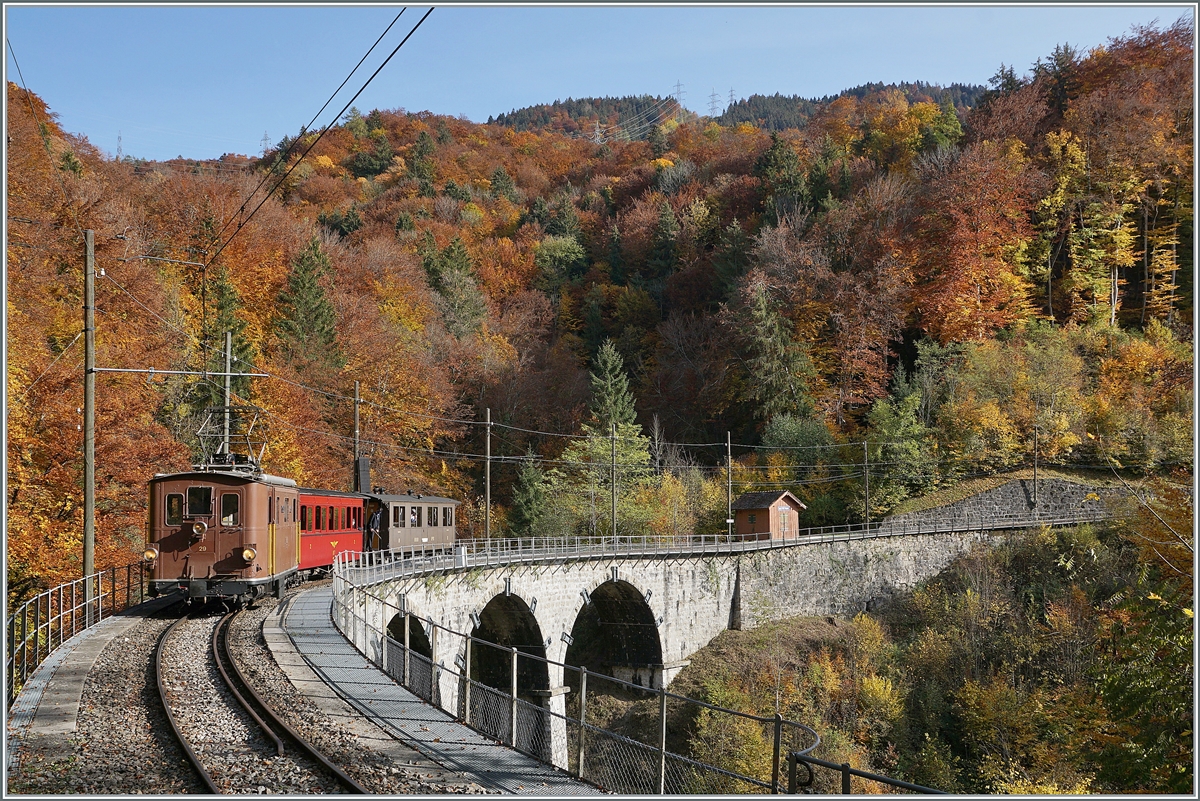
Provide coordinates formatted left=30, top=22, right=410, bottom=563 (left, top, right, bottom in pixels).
left=151, top=470, right=297, bottom=487
left=372, top=491, right=460, bottom=505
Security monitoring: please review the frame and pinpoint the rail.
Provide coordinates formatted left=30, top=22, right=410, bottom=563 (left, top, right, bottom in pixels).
left=6, top=561, right=148, bottom=709
left=331, top=581, right=822, bottom=794
left=332, top=509, right=1110, bottom=584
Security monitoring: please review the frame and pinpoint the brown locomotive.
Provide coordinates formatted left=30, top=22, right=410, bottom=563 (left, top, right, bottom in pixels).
left=145, top=469, right=301, bottom=600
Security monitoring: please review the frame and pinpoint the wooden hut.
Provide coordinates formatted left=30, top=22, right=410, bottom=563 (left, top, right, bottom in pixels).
left=732, top=490, right=807, bottom=541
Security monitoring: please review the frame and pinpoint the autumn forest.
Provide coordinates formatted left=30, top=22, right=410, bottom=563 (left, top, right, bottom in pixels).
left=5, top=18, right=1194, bottom=794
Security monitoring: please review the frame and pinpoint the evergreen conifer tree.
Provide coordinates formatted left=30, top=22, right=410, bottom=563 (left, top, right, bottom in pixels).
left=550, top=339, right=653, bottom=536
left=191, top=266, right=258, bottom=410
left=742, top=282, right=815, bottom=420
left=509, top=451, right=548, bottom=534
left=275, top=237, right=343, bottom=370
left=648, top=124, right=669, bottom=158
left=489, top=165, right=518, bottom=202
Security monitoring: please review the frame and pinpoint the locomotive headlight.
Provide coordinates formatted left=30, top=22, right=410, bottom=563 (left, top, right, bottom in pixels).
left=142, top=547, right=158, bottom=562
left=191, top=520, right=208, bottom=537
left=241, top=547, right=257, bottom=563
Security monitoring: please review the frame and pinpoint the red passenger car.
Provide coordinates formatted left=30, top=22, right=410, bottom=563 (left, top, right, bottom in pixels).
left=298, top=488, right=367, bottom=570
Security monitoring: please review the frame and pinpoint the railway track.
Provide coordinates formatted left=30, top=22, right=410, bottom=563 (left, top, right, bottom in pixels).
left=155, top=608, right=366, bottom=794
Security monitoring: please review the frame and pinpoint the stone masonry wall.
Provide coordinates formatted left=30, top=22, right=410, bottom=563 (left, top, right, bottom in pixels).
left=884, top=478, right=1117, bottom=529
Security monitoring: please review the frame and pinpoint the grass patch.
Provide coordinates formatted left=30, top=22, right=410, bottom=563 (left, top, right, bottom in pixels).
left=887, top=466, right=1122, bottom=518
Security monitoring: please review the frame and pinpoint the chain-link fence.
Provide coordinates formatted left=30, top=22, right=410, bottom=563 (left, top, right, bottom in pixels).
left=335, top=584, right=824, bottom=794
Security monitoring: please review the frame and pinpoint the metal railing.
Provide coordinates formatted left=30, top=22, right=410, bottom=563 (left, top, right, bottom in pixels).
left=6, top=561, right=149, bottom=709
left=333, top=509, right=1110, bottom=585
left=787, top=751, right=947, bottom=794
left=333, top=582, right=822, bottom=793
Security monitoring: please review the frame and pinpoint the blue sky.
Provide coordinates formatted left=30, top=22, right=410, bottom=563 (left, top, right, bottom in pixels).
left=4, top=4, right=1192, bottom=162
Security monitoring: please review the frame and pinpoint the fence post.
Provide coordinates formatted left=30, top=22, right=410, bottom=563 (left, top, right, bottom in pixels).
left=20, top=606, right=28, bottom=687
left=7, top=615, right=15, bottom=708
left=841, top=762, right=851, bottom=794
left=125, top=564, right=131, bottom=610
left=772, top=713, right=782, bottom=793
left=71, top=582, right=77, bottom=637
left=510, top=647, right=519, bottom=748
left=34, top=597, right=41, bottom=669
left=463, top=637, right=472, bottom=725
left=403, top=612, right=411, bottom=687
left=658, top=683, right=668, bottom=793
left=431, top=624, right=439, bottom=707
left=577, top=667, right=588, bottom=779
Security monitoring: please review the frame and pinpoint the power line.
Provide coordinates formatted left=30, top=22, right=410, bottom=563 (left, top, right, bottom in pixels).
left=206, top=9, right=408, bottom=251
left=202, top=8, right=433, bottom=272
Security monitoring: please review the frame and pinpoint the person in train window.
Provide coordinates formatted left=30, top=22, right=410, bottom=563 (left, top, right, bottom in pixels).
left=410, top=506, right=419, bottom=527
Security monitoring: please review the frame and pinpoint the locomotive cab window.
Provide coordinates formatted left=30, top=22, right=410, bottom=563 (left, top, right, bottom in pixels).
left=187, top=486, right=212, bottom=517
left=221, top=493, right=239, bottom=527
left=166, top=494, right=183, bottom=526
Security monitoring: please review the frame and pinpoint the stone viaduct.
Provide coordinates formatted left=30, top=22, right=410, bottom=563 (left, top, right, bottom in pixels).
left=334, top=477, right=1113, bottom=771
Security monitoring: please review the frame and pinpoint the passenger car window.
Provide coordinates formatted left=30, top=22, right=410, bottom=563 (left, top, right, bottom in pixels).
left=166, top=494, right=183, bottom=526
left=316, top=506, right=324, bottom=530
left=428, top=506, right=437, bottom=526
left=221, top=494, right=239, bottom=527
left=187, top=486, right=212, bottom=516
left=410, top=506, right=419, bottom=527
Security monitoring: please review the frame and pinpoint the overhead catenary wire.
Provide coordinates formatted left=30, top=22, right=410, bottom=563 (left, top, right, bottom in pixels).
left=14, top=332, right=84, bottom=402
left=202, top=8, right=434, bottom=271
left=205, top=9, right=408, bottom=250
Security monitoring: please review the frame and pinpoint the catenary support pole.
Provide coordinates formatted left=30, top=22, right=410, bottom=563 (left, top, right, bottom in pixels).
left=354, top=380, right=361, bottom=466
left=863, top=441, right=870, bottom=526
left=486, top=408, right=491, bottom=539
left=84, top=230, right=95, bottom=623
left=611, top=423, right=617, bottom=540
left=726, top=432, right=733, bottom=539
left=223, top=331, right=232, bottom=454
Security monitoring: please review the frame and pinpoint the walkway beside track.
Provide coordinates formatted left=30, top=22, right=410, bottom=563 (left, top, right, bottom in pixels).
left=5, top=594, right=181, bottom=773
left=275, top=587, right=599, bottom=796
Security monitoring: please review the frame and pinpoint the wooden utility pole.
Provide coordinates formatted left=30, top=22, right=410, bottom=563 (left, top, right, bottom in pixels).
left=83, top=231, right=95, bottom=586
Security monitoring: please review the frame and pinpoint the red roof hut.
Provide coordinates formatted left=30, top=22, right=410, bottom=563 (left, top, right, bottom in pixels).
left=732, top=490, right=807, bottom=541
